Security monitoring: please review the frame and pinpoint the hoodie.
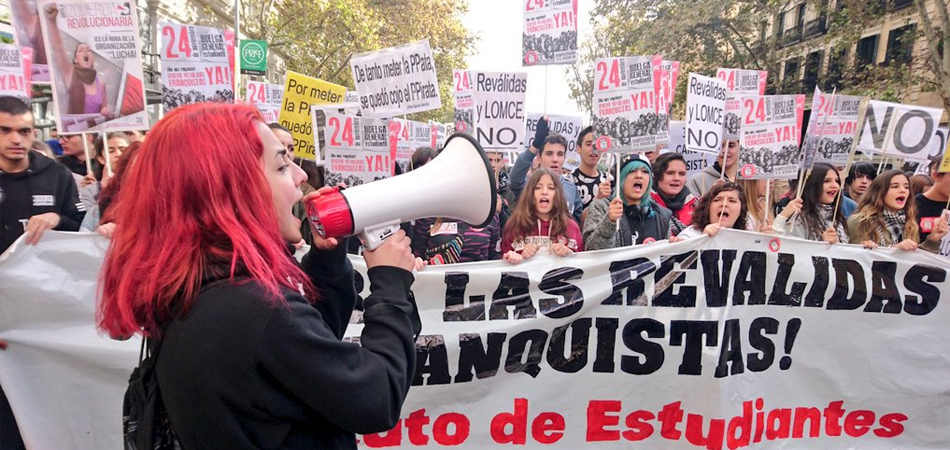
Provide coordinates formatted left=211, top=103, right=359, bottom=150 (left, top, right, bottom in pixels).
left=509, top=149, right=584, bottom=225
left=0, top=152, right=86, bottom=253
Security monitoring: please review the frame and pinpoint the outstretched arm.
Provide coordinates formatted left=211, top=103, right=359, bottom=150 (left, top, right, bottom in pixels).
left=42, top=3, right=73, bottom=83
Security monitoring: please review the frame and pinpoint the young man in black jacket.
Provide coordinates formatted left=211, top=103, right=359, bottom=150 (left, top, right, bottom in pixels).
left=0, top=96, right=85, bottom=450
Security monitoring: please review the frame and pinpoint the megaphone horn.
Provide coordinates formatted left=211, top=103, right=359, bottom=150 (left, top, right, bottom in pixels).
left=307, top=133, right=498, bottom=249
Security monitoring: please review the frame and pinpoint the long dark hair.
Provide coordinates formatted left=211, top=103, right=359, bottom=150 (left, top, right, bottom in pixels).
left=850, top=170, right=919, bottom=244
left=504, top=168, right=570, bottom=243
left=691, top=182, right=748, bottom=230
left=800, top=163, right=846, bottom=236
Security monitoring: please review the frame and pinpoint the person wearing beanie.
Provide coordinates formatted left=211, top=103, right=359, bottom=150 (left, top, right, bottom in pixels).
left=583, top=155, right=673, bottom=249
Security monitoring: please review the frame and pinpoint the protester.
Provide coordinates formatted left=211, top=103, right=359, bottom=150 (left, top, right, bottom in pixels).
left=584, top=155, right=672, bottom=250
left=486, top=151, right=513, bottom=229
left=651, top=152, right=696, bottom=235
left=412, top=148, right=502, bottom=264
left=0, top=96, right=85, bottom=450
left=97, top=103, right=420, bottom=449
left=270, top=123, right=319, bottom=244
left=847, top=169, right=943, bottom=252
left=510, top=119, right=583, bottom=224
left=57, top=133, right=94, bottom=177
left=568, top=126, right=611, bottom=210
left=845, top=162, right=876, bottom=204
left=915, top=155, right=950, bottom=246
left=773, top=163, right=848, bottom=244
left=674, top=182, right=749, bottom=240
left=80, top=141, right=140, bottom=232
left=909, top=174, right=933, bottom=200
left=79, top=132, right=128, bottom=212
left=737, top=178, right=772, bottom=232
left=31, top=139, right=55, bottom=159
left=120, top=129, right=144, bottom=143
left=687, top=139, right=739, bottom=197
left=502, top=168, right=583, bottom=263
left=44, top=4, right=112, bottom=118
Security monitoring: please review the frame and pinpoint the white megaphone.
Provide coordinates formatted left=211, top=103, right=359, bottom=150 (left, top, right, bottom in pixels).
left=307, top=133, right=498, bottom=249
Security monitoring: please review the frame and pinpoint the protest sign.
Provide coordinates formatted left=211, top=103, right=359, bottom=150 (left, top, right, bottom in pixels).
left=0, top=44, right=32, bottom=101
left=278, top=71, right=345, bottom=161
left=350, top=40, right=441, bottom=118
left=388, top=117, right=412, bottom=172
left=592, top=56, right=661, bottom=153
left=522, top=0, right=578, bottom=66
left=159, top=22, right=235, bottom=112
left=321, top=112, right=392, bottom=187
left=524, top=113, right=584, bottom=153
left=667, top=120, right=715, bottom=179
left=473, top=71, right=528, bottom=151
left=940, top=134, right=950, bottom=173
left=246, top=80, right=283, bottom=123
left=802, top=88, right=863, bottom=167
left=4, top=230, right=950, bottom=449
left=433, top=121, right=450, bottom=149
left=453, top=69, right=474, bottom=135
left=736, top=94, right=805, bottom=180
left=685, top=73, right=727, bottom=155
left=38, top=0, right=148, bottom=132
left=409, top=120, right=439, bottom=155
left=856, top=100, right=945, bottom=162
left=7, top=0, right=50, bottom=82
left=717, top=68, right=767, bottom=139
left=653, top=59, right=679, bottom=143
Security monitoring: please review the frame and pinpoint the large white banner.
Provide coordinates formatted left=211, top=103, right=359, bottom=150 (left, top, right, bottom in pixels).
left=350, top=40, right=441, bottom=118
left=592, top=56, right=660, bottom=153
left=857, top=100, right=945, bottom=162
left=38, top=0, right=148, bottom=132
left=685, top=73, right=727, bottom=155
left=3, top=231, right=950, bottom=449
left=159, top=22, right=235, bottom=112
left=521, top=0, right=578, bottom=66
left=736, top=94, right=805, bottom=180
left=246, top=80, right=284, bottom=123
left=472, top=71, right=528, bottom=151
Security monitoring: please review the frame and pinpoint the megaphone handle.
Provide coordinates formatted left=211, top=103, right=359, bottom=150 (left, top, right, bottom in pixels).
left=360, top=220, right=404, bottom=251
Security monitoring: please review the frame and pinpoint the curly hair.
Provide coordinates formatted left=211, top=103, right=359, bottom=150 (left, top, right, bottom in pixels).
left=691, top=181, right=749, bottom=230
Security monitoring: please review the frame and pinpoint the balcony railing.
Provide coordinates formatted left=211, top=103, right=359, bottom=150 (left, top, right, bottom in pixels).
left=890, top=0, right=913, bottom=10
left=781, top=25, right=803, bottom=47
left=803, top=17, right=827, bottom=39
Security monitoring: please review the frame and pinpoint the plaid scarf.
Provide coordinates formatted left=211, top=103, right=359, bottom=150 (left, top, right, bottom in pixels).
left=807, top=204, right=848, bottom=242
left=879, top=209, right=906, bottom=245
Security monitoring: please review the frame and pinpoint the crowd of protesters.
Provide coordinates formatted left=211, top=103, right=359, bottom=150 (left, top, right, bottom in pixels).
left=1, top=97, right=949, bottom=449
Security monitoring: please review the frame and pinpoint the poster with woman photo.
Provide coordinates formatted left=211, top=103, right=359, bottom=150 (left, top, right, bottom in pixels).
left=38, top=0, right=148, bottom=133
left=7, top=0, right=50, bottom=82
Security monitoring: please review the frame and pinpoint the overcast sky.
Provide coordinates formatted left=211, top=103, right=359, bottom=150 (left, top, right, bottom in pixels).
left=462, top=0, right=593, bottom=120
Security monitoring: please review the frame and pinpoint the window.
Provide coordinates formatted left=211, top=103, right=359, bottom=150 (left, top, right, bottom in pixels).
left=825, top=47, right=847, bottom=90
left=891, top=0, right=912, bottom=10
left=797, top=3, right=807, bottom=29
left=803, top=52, right=822, bottom=93
left=855, top=34, right=880, bottom=68
left=885, top=24, right=916, bottom=66
left=783, top=58, right=801, bottom=93
left=776, top=12, right=786, bottom=39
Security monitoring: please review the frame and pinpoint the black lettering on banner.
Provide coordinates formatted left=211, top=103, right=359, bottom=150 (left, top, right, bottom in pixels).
left=903, top=264, right=945, bottom=315
left=827, top=259, right=867, bottom=310
left=603, top=258, right=655, bottom=306
left=490, top=272, right=536, bottom=320
left=454, top=333, right=506, bottom=383
left=733, top=251, right=767, bottom=305
left=804, top=256, right=830, bottom=308
left=747, top=317, right=779, bottom=372
left=505, top=329, right=548, bottom=378
left=865, top=261, right=901, bottom=314
left=413, top=335, right=451, bottom=386
left=593, top=318, right=619, bottom=373
left=621, top=318, right=665, bottom=375
left=653, top=251, right=699, bottom=307
left=443, top=272, right=486, bottom=321
left=547, top=318, right=592, bottom=373
left=701, top=250, right=737, bottom=307
left=538, top=267, right=585, bottom=319
left=715, top=319, right=744, bottom=378
left=768, top=253, right=806, bottom=307
left=670, top=320, right=718, bottom=376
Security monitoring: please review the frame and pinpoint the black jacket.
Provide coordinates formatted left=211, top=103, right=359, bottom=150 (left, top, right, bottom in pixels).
left=0, top=152, right=85, bottom=253
left=156, top=243, right=420, bottom=450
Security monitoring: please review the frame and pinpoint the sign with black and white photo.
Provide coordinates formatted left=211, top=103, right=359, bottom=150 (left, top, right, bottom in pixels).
left=802, top=88, right=863, bottom=167
left=717, top=68, right=767, bottom=139
left=592, top=55, right=660, bottom=153
left=321, top=112, right=392, bottom=187
left=737, top=94, right=805, bottom=180
left=453, top=69, right=474, bottom=136
left=522, top=0, right=578, bottom=66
